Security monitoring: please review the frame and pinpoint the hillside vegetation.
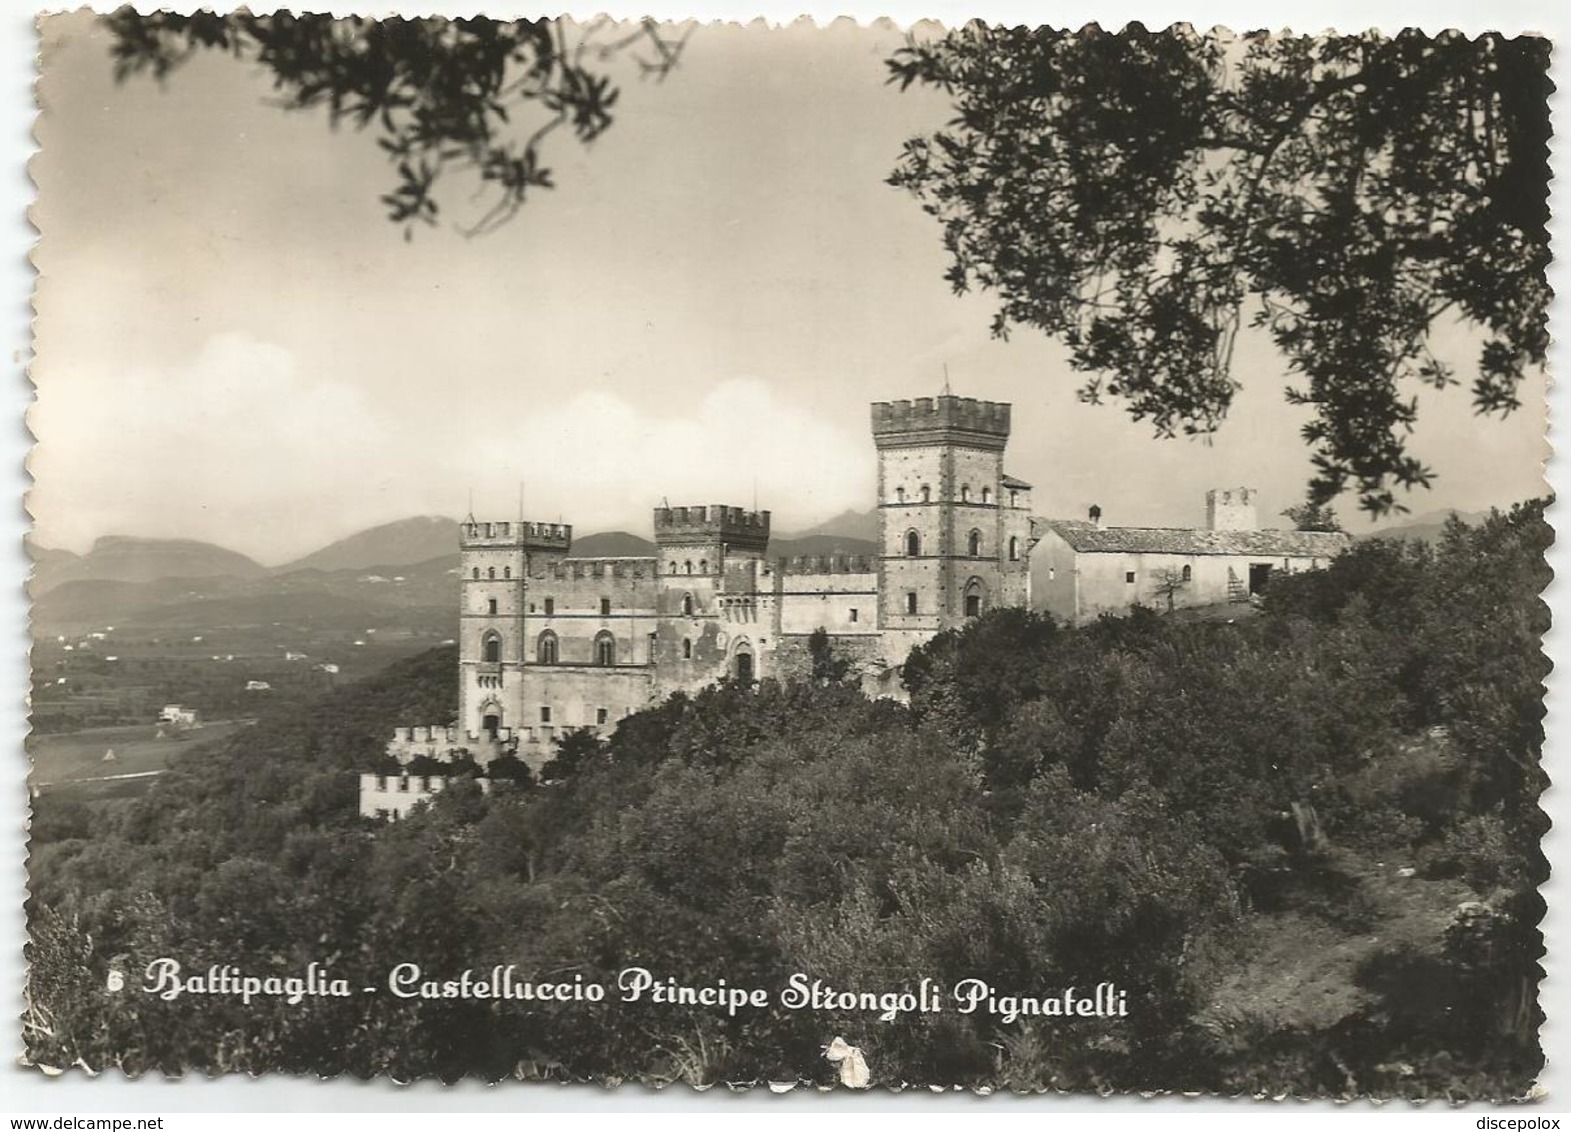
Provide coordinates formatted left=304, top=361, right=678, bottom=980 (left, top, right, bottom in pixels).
left=26, top=504, right=1549, bottom=1095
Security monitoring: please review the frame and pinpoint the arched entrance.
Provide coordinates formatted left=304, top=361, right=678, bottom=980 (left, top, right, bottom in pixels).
left=964, top=576, right=987, bottom=619
left=732, top=641, right=755, bottom=683
left=479, top=699, right=503, bottom=738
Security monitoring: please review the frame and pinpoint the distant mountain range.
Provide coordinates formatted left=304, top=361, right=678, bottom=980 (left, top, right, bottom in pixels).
left=28, top=511, right=884, bottom=598
left=32, top=503, right=1496, bottom=599
left=1356, top=509, right=1491, bottom=543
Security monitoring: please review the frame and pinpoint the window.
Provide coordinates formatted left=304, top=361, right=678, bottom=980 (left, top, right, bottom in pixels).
left=682, top=594, right=694, bottom=616
left=487, top=598, right=498, bottom=615
left=682, top=638, right=693, bottom=659
left=488, top=567, right=496, bottom=579
left=528, top=602, right=536, bottom=613
left=600, top=597, right=611, bottom=616
left=685, top=561, right=693, bottom=575
left=536, top=631, right=558, bottom=665
left=1125, top=571, right=1136, bottom=584
left=982, top=487, right=991, bottom=504
left=544, top=598, right=554, bottom=615
left=1009, top=490, right=1018, bottom=508
left=1008, top=536, right=1019, bottom=562
left=905, top=592, right=918, bottom=615
left=472, top=567, right=480, bottom=580
left=1182, top=564, right=1192, bottom=582
left=647, top=632, right=657, bottom=662
left=920, top=485, right=931, bottom=502
left=669, top=561, right=678, bottom=574
left=849, top=608, right=859, bottom=623
left=961, top=485, right=970, bottom=502
left=905, top=530, right=921, bottom=557
left=965, top=594, right=981, bottom=618
left=968, top=530, right=982, bottom=558
left=504, top=566, right=511, bottom=579
left=699, top=559, right=708, bottom=574
left=594, top=631, right=616, bottom=666
left=482, top=632, right=501, bottom=663
left=596, top=707, right=609, bottom=726
left=896, top=487, right=906, bottom=503
left=540, top=706, right=552, bottom=724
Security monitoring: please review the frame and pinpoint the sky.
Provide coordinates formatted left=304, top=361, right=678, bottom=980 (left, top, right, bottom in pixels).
left=28, top=12, right=1551, bottom=565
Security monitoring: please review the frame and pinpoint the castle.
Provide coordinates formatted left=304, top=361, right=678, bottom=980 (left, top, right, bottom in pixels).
left=362, top=391, right=1348, bottom=817
left=370, top=395, right=1035, bottom=800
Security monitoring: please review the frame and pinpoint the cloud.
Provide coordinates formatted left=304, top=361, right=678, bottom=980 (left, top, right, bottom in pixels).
left=30, top=340, right=873, bottom=560
left=458, top=377, right=872, bottom=535
left=31, top=332, right=394, bottom=559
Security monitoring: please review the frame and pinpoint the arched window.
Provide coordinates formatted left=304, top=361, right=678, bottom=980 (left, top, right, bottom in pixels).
left=471, top=567, right=480, bottom=580
left=1008, top=536, right=1019, bottom=561
left=1009, top=490, right=1019, bottom=508
left=968, top=530, right=982, bottom=558
left=669, top=562, right=678, bottom=574
left=482, top=632, right=502, bottom=663
left=593, top=631, right=616, bottom=667
left=961, top=485, right=970, bottom=502
left=699, top=559, right=708, bottom=575
left=895, top=486, right=906, bottom=503
left=964, top=577, right=986, bottom=619
left=905, top=530, right=921, bottom=557
left=920, top=485, right=931, bottom=502
left=682, top=638, right=693, bottom=659
left=682, top=594, right=694, bottom=616
left=1182, top=564, right=1192, bottom=582
left=536, top=631, right=558, bottom=665
left=504, top=565, right=511, bottom=579
left=685, top=561, right=693, bottom=575
left=488, top=567, right=496, bottom=579
left=981, top=487, right=991, bottom=504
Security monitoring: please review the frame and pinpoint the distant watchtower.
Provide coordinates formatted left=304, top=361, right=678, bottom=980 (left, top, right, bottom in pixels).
left=459, top=519, right=572, bottom=738
left=871, top=395, right=1020, bottom=633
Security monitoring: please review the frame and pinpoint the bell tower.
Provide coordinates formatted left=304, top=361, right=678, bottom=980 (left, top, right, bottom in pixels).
left=871, top=395, right=1015, bottom=634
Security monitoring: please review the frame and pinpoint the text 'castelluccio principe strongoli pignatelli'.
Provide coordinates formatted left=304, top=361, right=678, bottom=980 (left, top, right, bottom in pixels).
left=136, top=959, right=1129, bottom=1024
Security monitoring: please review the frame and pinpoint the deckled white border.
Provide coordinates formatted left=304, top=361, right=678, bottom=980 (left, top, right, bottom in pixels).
left=3, top=0, right=1565, bottom=1112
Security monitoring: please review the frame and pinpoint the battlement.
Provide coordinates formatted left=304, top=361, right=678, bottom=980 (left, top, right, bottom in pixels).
left=653, top=504, right=771, bottom=552
left=462, top=519, right=572, bottom=551
left=870, top=395, right=1011, bottom=450
left=547, top=556, right=657, bottom=580
left=777, top=553, right=876, bottom=575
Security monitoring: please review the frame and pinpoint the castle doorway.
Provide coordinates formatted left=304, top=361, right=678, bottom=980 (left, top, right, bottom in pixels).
left=964, top=576, right=987, bottom=618
left=733, top=646, right=754, bottom=683
left=482, top=713, right=500, bottom=738
left=1249, top=563, right=1274, bottom=595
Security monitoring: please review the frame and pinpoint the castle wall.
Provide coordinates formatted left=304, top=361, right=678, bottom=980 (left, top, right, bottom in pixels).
left=358, top=773, right=492, bottom=821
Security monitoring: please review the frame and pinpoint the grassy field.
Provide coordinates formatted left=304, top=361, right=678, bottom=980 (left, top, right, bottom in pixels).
left=28, top=719, right=251, bottom=792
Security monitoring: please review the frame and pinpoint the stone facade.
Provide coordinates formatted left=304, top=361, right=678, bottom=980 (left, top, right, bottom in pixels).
left=382, top=394, right=1038, bottom=776
left=1034, top=489, right=1351, bottom=623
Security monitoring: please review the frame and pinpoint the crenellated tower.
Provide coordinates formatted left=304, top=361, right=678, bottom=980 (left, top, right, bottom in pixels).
left=871, top=395, right=1030, bottom=633
left=459, top=518, right=571, bottom=739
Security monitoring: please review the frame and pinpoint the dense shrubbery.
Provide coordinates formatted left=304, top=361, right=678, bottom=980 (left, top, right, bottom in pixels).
left=26, top=504, right=1549, bottom=1094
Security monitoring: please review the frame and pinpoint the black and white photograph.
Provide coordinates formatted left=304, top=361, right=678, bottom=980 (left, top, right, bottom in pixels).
left=20, top=6, right=1555, bottom=1102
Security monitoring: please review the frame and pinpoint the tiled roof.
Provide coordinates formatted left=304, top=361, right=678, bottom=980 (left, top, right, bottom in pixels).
left=1001, top=473, right=1034, bottom=490
left=1044, top=519, right=1351, bottom=558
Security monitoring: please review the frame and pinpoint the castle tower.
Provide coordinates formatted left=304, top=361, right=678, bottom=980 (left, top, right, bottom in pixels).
left=459, top=518, right=571, bottom=739
left=652, top=504, right=771, bottom=578
left=871, top=395, right=1029, bottom=634
left=1205, top=487, right=1259, bottom=531
left=653, top=505, right=770, bottom=681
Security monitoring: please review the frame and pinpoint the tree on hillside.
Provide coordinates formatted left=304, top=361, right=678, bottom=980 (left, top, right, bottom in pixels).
left=887, top=26, right=1550, bottom=516
left=104, top=11, right=689, bottom=237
